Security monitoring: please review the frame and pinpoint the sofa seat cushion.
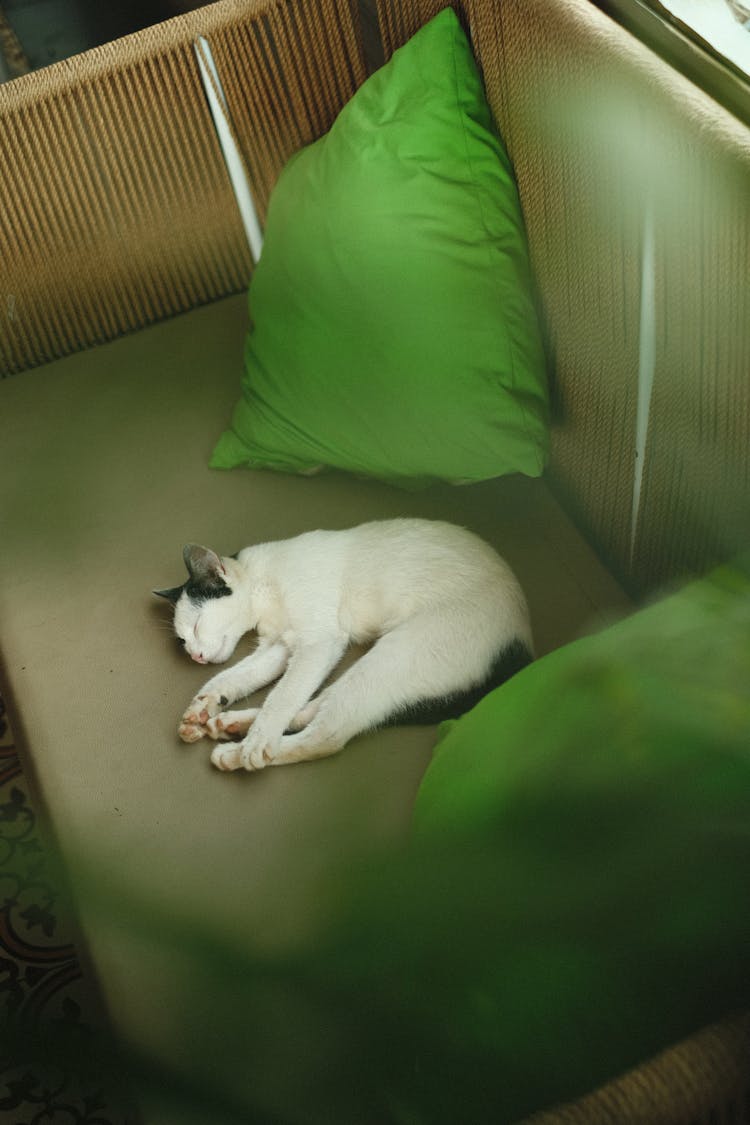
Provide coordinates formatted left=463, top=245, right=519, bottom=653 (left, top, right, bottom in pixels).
left=0, top=293, right=628, bottom=1082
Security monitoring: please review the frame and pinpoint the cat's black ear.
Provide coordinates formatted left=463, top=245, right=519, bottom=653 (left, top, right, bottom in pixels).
left=182, top=544, right=226, bottom=584
left=153, top=585, right=184, bottom=605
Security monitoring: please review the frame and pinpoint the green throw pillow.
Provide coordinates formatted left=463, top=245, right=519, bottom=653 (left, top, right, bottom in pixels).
left=211, top=8, right=549, bottom=487
left=415, top=563, right=750, bottom=837
left=403, top=561, right=750, bottom=1112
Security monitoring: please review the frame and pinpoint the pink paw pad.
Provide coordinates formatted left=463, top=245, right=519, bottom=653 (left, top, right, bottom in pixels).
left=179, top=723, right=204, bottom=743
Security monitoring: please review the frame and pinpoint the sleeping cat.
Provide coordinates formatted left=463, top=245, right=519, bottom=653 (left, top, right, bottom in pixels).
left=154, top=519, right=533, bottom=773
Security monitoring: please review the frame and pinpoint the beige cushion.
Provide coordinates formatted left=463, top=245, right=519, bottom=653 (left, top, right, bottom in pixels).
left=0, top=294, right=629, bottom=1076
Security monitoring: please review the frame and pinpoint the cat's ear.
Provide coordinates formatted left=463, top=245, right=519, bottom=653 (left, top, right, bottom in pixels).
left=153, top=585, right=184, bottom=604
left=182, top=544, right=227, bottom=584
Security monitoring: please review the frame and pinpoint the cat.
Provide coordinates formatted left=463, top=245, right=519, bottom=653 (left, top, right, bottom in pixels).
left=154, top=519, right=533, bottom=773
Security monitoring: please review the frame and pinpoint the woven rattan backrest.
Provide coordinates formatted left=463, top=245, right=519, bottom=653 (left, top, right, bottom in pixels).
left=378, top=0, right=750, bottom=595
left=0, top=0, right=365, bottom=377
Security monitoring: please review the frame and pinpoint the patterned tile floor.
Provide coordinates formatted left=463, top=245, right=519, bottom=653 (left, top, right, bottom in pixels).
left=0, top=693, right=131, bottom=1124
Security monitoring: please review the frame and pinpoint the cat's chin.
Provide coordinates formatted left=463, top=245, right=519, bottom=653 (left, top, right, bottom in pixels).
left=211, top=639, right=240, bottom=665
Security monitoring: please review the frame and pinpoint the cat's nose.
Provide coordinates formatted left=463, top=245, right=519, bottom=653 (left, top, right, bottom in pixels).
left=191, top=652, right=207, bottom=664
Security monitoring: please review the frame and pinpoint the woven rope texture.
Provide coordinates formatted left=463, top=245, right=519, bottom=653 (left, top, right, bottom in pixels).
left=0, top=0, right=366, bottom=376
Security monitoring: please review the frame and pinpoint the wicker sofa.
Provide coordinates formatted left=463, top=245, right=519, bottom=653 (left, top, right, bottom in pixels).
left=1, top=0, right=749, bottom=1121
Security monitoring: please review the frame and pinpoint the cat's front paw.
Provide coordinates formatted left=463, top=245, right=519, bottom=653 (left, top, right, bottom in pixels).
left=239, top=724, right=279, bottom=772
left=178, top=691, right=228, bottom=743
left=210, top=744, right=243, bottom=771
left=178, top=720, right=206, bottom=743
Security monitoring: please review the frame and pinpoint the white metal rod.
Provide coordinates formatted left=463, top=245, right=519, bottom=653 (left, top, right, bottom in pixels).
left=194, top=36, right=264, bottom=265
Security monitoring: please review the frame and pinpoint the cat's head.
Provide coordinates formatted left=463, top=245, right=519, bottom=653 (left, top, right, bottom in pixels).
left=154, top=545, right=245, bottom=665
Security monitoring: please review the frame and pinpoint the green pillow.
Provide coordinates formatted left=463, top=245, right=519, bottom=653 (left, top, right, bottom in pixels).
left=415, top=563, right=750, bottom=836
left=211, top=8, right=549, bottom=487
left=404, top=562, right=750, bottom=1110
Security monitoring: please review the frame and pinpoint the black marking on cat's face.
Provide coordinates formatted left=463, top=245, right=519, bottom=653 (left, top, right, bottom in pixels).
left=155, top=544, right=233, bottom=610
left=181, top=544, right=233, bottom=605
left=184, top=577, right=232, bottom=605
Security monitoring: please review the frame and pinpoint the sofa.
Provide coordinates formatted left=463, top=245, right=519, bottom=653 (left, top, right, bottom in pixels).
left=1, top=0, right=749, bottom=1121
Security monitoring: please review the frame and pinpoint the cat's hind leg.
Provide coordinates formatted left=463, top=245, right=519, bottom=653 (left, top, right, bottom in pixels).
left=208, top=697, right=321, bottom=743
left=261, top=612, right=479, bottom=767
left=210, top=699, right=321, bottom=769
left=204, top=708, right=260, bottom=740
left=209, top=702, right=319, bottom=770
left=236, top=637, right=347, bottom=771
left=285, top=698, right=320, bottom=731
left=264, top=609, right=527, bottom=769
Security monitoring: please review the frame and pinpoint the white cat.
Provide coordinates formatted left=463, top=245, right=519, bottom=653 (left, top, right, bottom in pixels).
left=155, top=519, right=533, bottom=773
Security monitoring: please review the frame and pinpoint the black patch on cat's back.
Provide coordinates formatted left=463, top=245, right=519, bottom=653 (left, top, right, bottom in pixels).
left=385, top=638, right=532, bottom=728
